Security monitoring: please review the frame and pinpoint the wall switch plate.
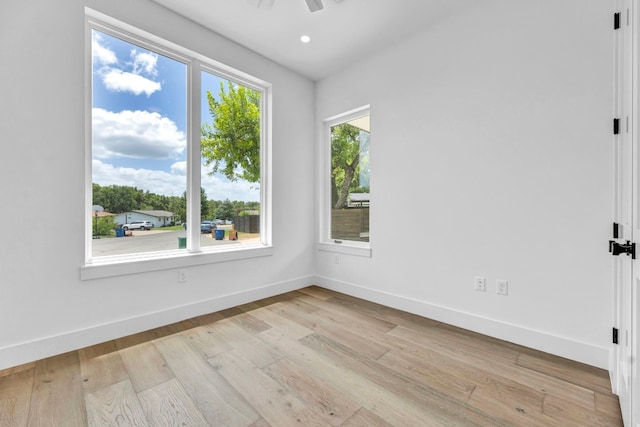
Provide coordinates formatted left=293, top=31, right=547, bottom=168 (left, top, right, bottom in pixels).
left=496, top=279, right=508, bottom=295
left=474, top=276, right=486, bottom=292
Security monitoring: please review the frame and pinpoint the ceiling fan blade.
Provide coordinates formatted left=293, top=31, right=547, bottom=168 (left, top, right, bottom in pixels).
left=305, top=0, right=324, bottom=13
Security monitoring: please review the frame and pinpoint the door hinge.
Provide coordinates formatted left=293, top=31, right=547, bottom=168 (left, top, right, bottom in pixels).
left=609, top=240, right=636, bottom=259
left=613, top=222, right=620, bottom=239
left=613, top=327, right=619, bottom=344
left=615, top=12, right=621, bottom=29
left=614, top=118, right=621, bottom=135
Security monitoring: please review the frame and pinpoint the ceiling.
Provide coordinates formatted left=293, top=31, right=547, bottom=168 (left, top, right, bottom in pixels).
left=151, top=0, right=473, bottom=81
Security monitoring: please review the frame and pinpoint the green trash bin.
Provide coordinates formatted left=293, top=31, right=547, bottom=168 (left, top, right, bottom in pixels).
left=178, top=237, right=187, bottom=249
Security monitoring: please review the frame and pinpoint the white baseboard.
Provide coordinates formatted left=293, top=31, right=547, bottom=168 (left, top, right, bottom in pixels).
left=0, top=275, right=311, bottom=371
left=314, top=276, right=610, bottom=370
left=0, top=274, right=611, bottom=372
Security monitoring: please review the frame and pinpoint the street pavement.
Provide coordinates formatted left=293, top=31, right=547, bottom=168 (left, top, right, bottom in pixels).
left=91, top=226, right=255, bottom=257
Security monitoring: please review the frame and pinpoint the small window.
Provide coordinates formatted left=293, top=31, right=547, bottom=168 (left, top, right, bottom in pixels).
left=84, top=11, right=271, bottom=278
left=320, top=107, right=371, bottom=255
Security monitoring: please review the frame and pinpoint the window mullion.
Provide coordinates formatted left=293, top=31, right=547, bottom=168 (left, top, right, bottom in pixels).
left=186, top=60, right=202, bottom=251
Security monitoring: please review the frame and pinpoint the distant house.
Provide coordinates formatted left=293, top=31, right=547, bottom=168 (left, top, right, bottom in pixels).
left=114, top=210, right=175, bottom=228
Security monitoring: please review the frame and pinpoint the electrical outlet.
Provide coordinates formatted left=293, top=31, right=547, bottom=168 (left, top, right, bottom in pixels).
left=334, top=255, right=340, bottom=265
left=474, top=276, right=486, bottom=292
left=178, top=269, right=188, bottom=283
left=496, top=279, right=508, bottom=295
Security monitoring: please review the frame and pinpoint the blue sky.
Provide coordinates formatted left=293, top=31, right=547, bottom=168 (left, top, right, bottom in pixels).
left=92, top=30, right=259, bottom=202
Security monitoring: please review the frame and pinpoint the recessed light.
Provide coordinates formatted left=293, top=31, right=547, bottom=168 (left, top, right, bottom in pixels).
left=300, top=35, right=311, bottom=43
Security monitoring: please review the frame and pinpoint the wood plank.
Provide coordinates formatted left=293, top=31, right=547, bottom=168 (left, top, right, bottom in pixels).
left=341, top=408, right=394, bottom=427
left=137, top=378, right=208, bottom=426
left=376, top=349, right=477, bottom=402
left=298, top=331, right=505, bottom=426
left=79, top=341, right=128, bottom=394
left=239, top=302, right=314, bottom=340
left=207, top=318, right=283, bottom=368
left=595, top=392, right=623, bottom=419
left=115, top=332, right=174, bottom=393
left=85, top=379, right=148, bottom=427
left=325, top=291, right=440, bottom=330
left=267, top=301, right=391, bottom=360
left=248, top=418, right=272, bottom=427
left=218, top=307, right=273, bottom=334
left=296, top=286, right=336, bottom=300
left=543, top=394, right=622, bottom=427
left=388, top=325, right=597, bottom=411
left=181, top=324, right=233, bottom=359
left=292, top=291, right=398, bottom=333
left=154, top=334, right=260, bottom=426
left=0, top=362, right=36, bottom=379
left=466, top=385, right=551, bottom=427
left=190, top=311, right=225, bottom=327
left=517, top=353, right=613, bottom=395
left=262, top=357, right=360, bottom=425
left=27, top=351, right=86, bottom=426
left=209, top=349, right=325, bottom=427
left=258, top=328, right=504, bottom=427
left=0, top=368, right=34, bottom=427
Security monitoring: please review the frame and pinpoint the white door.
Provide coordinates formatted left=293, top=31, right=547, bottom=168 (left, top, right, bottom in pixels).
left=613, top=2, right=637, bottom=426
left=630, top=2, right=640, bottom=425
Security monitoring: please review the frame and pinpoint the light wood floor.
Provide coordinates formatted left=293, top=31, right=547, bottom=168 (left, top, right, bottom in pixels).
left=0, top=286, right=622, bottom=426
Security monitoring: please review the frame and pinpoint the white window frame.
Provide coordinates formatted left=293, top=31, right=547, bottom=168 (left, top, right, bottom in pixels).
left=82, top=9, right=272, bottom=280
left=318, top=105, right=372, bottom=258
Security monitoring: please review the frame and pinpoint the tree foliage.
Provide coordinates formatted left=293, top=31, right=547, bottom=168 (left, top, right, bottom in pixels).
left=93, top=183, right=258, bottom=222
left=331, top=123, right=369, bottom=209
left=215, top=199, right=235, bottom=221
left=201, top=81, right=261, bottom=183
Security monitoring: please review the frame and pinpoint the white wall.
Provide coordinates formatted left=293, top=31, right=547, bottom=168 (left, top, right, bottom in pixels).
left=0, top=0, right=315, bottom=369
left=315, top=0, right=614, bottom=368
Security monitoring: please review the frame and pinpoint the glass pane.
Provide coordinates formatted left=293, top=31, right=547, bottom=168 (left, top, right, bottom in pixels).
left=330, top=114, right=370, bottom=242
left=91, top=30, right=187, bottom=257
left=200, top=71, right=261, bottom=247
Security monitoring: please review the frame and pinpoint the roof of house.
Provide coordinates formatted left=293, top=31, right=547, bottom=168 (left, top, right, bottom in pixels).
left=131, top=210, right=175, bottom=218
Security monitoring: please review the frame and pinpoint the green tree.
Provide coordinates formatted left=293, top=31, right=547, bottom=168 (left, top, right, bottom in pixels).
left=201, top=81, right=261, bottom=183
left=215, top=199, right=235, bottom=221
left=331, top=123, right=366, bottom=209
left=179, top=187, right=210, bottom=221
left=200, top=187, right=210, bottom=220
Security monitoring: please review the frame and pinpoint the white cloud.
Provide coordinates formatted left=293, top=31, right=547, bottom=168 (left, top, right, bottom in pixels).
left=102, top=69, right=161, bottom=97
left=92, top=32, right=117, bottom=65
left=92, top=108, right=185, bottom=160
left=92, top=33, right=162, bottom=96
left=132, top=49, right=158, bottom=77
left=201, top=165, right=260, bottom=202
left=93, top=159, right=260, bottom=201
left=93, top=159, right=186, bottom=197
left=171, top=161, right=186, bottom=175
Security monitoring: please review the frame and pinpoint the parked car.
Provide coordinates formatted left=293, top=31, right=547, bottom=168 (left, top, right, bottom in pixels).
left=200, top=220, right=217, bottom=233
left=122, top=221, right=153, bottom=231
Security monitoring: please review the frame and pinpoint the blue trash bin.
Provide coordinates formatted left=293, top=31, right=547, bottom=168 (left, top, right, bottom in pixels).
left=214, top=229, right=225, bottom=240
left=115, top=228, right=124, bottom=237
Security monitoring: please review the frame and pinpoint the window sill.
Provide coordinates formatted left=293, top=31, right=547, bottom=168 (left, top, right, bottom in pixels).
left=317, top=242, right=372, bottom=258
left=81, top=243, right=274, bottom=280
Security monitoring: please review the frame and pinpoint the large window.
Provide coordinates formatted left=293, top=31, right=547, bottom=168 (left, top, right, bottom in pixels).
left=320, top=107, right=371, bottom=256
left=84, top=11, right=271, bottom=278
